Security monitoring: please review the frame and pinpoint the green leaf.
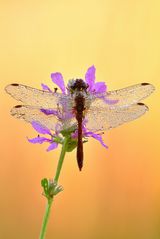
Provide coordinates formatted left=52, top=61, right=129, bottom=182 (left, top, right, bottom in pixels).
left=54, top=185, right=63, bottom=195
left=48, top=180, right=56, bottom=197
left=41, top=178, right=49, bottom=196
left=66, top=139, right=77, bottom=152
left=61, top=125, right=77, bottom=137
left=53, top=136, right=63, bottom=144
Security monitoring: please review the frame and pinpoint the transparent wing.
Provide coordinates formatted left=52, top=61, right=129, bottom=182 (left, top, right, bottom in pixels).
left=85, top=103, right=149, bottom=131
left=98, top=83, right=155, bottom=107
left=10, top=105, right=59, bottom=131
left=10, top=105, right=77, bottom=131
left=5, top=84, right=62, bottom=109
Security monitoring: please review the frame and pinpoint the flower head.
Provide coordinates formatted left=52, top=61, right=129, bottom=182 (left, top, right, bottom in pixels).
left=42, top=65, right=118, bottom=104
left=29, top=66, right=119, bottom=153
left=28, top=121, right=62, bottom=151
left=71, top=119, right=108, bottom=149
left=85, top=65, right=107, bottom=94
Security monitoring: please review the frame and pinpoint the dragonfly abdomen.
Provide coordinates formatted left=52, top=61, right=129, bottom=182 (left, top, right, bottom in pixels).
left=74, top=94, right=85, bottom=171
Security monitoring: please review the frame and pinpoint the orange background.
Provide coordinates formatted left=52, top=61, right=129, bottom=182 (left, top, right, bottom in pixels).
left=0, top=1, right=160, bottom=238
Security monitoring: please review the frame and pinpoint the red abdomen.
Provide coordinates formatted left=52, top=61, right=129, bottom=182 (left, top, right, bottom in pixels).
left=74, top=94, right=85, bottom=171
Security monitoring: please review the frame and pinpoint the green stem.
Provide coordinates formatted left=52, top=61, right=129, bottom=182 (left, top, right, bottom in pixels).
left=39, top=136, right=69, bottom=239
left=54, top=137, right=69, bottom=183
left=39, top=199, right=53, bottom=239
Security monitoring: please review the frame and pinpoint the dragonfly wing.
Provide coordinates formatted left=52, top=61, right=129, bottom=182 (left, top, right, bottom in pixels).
left=101, top=83, right=155, bottom=107
left=10, top=105, right=60, bottom=131
left=5, top=84, right=62, bottom=109
left=85, top=103, right=149, bottom=131
left=10, top=105, right=77, bottom=131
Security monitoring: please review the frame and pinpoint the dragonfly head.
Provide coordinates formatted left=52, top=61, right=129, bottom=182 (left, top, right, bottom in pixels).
left=67, top=79, right=88, bottom=93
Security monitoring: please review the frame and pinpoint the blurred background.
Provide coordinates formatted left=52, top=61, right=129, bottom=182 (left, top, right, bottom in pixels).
left=0, top=1, right=160, bottom=238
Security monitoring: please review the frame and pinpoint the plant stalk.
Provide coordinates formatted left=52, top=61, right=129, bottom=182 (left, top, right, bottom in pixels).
left=39, top=136, right=69, bottom=239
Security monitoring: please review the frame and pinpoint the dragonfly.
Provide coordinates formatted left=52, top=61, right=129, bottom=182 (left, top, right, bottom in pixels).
left=5, top=80, right=155, bottom=170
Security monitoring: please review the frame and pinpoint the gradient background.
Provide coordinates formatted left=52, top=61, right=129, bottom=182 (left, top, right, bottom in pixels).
left=0, top=1, right=160, bottom=239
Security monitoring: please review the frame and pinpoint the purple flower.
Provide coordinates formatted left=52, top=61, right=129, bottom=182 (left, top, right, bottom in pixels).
left=28, top=122, right=59, bottom=151
left=42, top=65, right=108, bottom=95
left=40, top=109, right=59, bottom=116
left=51, top=72, right=66, bottom=94
left=41, top=65, right=118, bottom=105
left=41, top=65, right=118, bottom=122
left=41, top=72, right=66, bottom=94
left=84, top=131, right=108, bottom=149
left=85, top=65, right=118, bottom=104
left=85, top=65, right=107, bottom=94
left=72, top=120, right=108, bottom=149
left=41, top=83, right=52, bottom=93
left=36, top=66, right=117, bottom=151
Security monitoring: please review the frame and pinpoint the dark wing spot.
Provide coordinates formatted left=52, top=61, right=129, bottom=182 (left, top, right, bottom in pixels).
left=137, top=102, right=149, bottom=110
left=137, top=102, right=145, bottom=105
left=54, top=88, right=58, bottom=93
left=11, top=83, right=19, bottom=86
left=141, top=83, right=150, bottom=86
left=15, top=105, right=22, bottom=108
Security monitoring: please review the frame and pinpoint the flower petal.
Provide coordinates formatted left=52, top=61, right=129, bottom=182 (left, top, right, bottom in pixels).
left=41, top=109, right=58, bottom=116
left=32, top=121, right=51, bottom=135
left=85, top=132, right=108, bottom=149
left=41, top=83, right=52, bottom=92
left=71, top=130, right=78, bottom=139
left=47, top=142, right=58, bottom=151
left=85, top=65, right=96, bottom=90
left=51, top=72, right=66, bottom=93
left=28, top=136, right=51, bottom=144
left=93, top=82, right=107, bottom=93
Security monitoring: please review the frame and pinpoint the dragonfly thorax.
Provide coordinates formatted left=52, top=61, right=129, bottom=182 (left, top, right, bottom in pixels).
left=68, top=79, right=88, bottom=93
